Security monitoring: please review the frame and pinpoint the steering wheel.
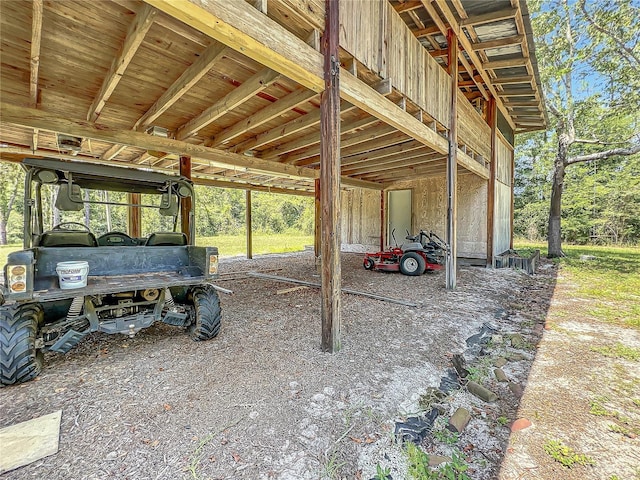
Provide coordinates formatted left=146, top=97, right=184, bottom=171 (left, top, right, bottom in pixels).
left=97, top=231, right=136, bottom=246
left=51, top=222, right=91, bottom=232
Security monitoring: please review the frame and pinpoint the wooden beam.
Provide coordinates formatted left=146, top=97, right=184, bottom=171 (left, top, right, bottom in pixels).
left=101, top=144, right=126, bottom=161
left=491, top=75, right=533, bottom=85
left=30, top=0, right=43, bottom=107
left=207, top=88, right=317, bottom=148
left=175, top=68, right=281, bottom=140
left=461, top=8, right=518, bottom=26
left=413, top=26, right=441, bottom=38
left=1, top=102, right=382, bottom=190
left=486, top=96, right=497, bottom=266
left=128, top=193, right=142, bottom=238
left=179, top=155, right=192, bottom=243
left=446, top=29, right=458, bottom=290
left=246, top=189, right=252, bottom=259
left=420, top=0, right=448, bottom=36
left=145, top=0, right=449, bottom=156
left=483, top=57, right=530, bottom=70
left=87, top=5, right=157, bottom=122
left=135, top=42, right=228, bottom=130
left=314, top=178, right=320, bottom=257
left=394, top=1, right=422, bottom=14
left=320, top=0, right=341, bottom=352
left=472, top=34, right=524, bottom=51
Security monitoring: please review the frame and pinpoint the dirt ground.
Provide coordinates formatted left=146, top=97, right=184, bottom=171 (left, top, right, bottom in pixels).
left=0, top=251, right=638, bottom=479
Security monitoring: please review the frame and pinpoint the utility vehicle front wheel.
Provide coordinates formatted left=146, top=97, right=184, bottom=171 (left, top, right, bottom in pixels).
left=399, top=252, right=425, bottom=276
left=0, top=303, right=44, bottom=385
left=363, top=257, right=375, bottom=270
left=189, top=285, right=222, bottom=341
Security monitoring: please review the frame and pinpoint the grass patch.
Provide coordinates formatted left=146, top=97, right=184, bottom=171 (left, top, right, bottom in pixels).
left=0, top=244, right=21, bottom=267
left=543, top=439, right=595, bottom=468
left=514, top=241, right=640, bottom=331
left=591, top=343, right=640, bottom=361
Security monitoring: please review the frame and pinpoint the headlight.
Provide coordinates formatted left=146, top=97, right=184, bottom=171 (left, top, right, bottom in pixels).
left=208, top=255, right=218, bottom=275
left=8, top=264, right=27, bottom=293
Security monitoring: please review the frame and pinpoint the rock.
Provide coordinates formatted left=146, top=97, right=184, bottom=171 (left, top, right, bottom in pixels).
left=510, top=418, right=532, bottom=432
left=452, top=354, right=470, bottom=378
left=106, top=451, right=118, bottom=461
left=507, top=353, right=525, bottom=362
left=447, top=407, right=471, bottom=433
left=580, top=255, right=596, bottom=261
left=494, top=357, right=507, bottom=368
left=428, top=455, right=451, bottom=467
left=509, top=382, right=524, bottom=398
left=311, top=393, right=326, bottom=402
left=509, top=333, right=525, bottom=348
left=323, top=387, right=335, bottom=396
left=467, top=381, right=498, bottom=402
left=494, top=368, right=508, bottom=382
left=491, top=334, right=504, bottom=345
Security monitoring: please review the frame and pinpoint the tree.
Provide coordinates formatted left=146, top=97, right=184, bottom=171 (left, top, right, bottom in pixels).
left=531, top=0, right=640, bottom=256
left=0, top=162, right=23, bottom=245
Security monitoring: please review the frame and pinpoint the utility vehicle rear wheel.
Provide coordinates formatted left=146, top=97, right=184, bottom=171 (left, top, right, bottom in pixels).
left=0, top=303, right=44, bottom=385
left=399, top=252, right=425, bottom=276
left=189, top=285, right=222, bottom=341
left=363, top=257, right=375, bottom=270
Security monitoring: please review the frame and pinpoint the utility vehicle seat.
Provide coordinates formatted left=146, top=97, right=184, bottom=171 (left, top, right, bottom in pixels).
left=39, top=231, right=98, bottom=248
left=145, top=232, right=187, bottom=246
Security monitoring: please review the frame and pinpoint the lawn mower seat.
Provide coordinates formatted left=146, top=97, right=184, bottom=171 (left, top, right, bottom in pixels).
left=145, top=232, right=187, bottom=246
left=38, top=230, right=98, bottom=248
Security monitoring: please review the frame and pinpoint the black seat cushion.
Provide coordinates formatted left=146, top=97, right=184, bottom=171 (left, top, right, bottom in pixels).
left=145, top=232, right=187, bottom=246
left=39, top=231, right=98, bottom=248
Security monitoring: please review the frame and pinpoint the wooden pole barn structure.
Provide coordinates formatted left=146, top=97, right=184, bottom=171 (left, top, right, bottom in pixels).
left=0, top=0, right=546, bottom=351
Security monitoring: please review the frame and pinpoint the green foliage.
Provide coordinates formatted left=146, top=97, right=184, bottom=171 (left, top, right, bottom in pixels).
left=432, top=427, right=459, bottom=446
left=405, top=444, right=470, bottom=480
left=543, top=439, right=595, bottom=468
left=591, top=343, right=640, bottom=361
left=373, top=464, right=392, bottom=480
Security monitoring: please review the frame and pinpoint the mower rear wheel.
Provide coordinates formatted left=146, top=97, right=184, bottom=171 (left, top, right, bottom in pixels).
left=363, top=258, right=375, bottom=270
left=399, top=252, right=425, bottom=276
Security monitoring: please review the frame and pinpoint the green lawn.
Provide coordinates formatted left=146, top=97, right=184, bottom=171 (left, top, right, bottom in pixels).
left=0, top=233, right=313, bottom=267
left=514, top=240, right=640, bottom=330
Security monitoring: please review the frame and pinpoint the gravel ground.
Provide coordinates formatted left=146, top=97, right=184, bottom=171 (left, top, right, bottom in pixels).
left=1, top=251, right=549, bottom=479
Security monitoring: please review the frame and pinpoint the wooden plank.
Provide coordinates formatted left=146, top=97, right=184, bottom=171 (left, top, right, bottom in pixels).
left=128, top=192, right=141, bottom=237
left=246, top=189, right=252, bottom=259
left=472, top=34, right=524, bottom=51
left=179, top=155, right=192, bottom=242
left=446, top=29, right=458, bottom=290
left=483, top=57, right=530, bottom=70
left=207, top=88, right=317, bottom=148
left=491, top=75, right=533, bottom=85
left=460, top=8, right=518, bottom=26
left=248, top=272, right=419, bottom=307
left=1, top=102, right=382, bottom=190
left=30, top=0, right=43, bottom=107
left=321, top=0, right=341, bottom=353
left=393, top=1, right=422, bottom=14
left=175, top=68, right=281, bottom=140
left=486, top=96, right=497, bottom=265
left=314, top=178, right=320, bottom=257
left=87, top=4, right=157, bottom=122
left=0, top=411, right=62, bottom=474
left=277, top=285, right=309, bottom=295
left=135, top=42, right=228, bottom=130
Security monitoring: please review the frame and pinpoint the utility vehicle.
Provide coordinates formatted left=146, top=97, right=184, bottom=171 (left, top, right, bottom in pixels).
left=0, top=158, right=222, bottom=385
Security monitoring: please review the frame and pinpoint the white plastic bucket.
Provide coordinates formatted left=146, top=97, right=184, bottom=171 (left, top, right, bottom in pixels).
left=56, top=261, right=89, bottom=289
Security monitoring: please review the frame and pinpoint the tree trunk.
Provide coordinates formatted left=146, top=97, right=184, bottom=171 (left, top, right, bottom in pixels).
left=0, top=218, right=7, bottom=245
left=548, top=133, right=570, bottom=257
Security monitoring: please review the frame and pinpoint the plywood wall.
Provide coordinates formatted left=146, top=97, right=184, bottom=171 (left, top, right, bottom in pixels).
left=340, top=188, right=381, bottom=251
left=493, top=134, right=514, bottom=256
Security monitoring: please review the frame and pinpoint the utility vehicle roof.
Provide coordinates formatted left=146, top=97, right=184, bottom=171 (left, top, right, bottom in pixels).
left=24, top=158, right=191, bottom=195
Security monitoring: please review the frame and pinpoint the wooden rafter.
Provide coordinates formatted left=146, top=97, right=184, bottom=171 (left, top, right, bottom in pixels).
left=175, top=68, right=281, bottom=140
left=30, top=0, right=43, bottom=107
left=394, top=1, right=423, bottom=14
left=87, top=4, right=157, bottom=122
left=134, top=42, right=228, bottom=130
left=472, top=34, right=525, bottom=51
left=206, top=88, right=317, bottom=148
left=460, top=8, right=518, bottom=27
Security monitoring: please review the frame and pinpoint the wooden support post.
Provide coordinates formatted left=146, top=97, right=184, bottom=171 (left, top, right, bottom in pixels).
left=127, top=193, right=141, bottom=238
left=446, top=29, right=458, bottom=290
left=246, top=189, right=253, bottom=259
left=320, top=0, right=341, bottom=353
left=486, top=96, right=497, bottom=267
left=314, top=178, right=321, bottom=257
left=510, top=155, right=515, bottom=249
left=179, top=155, right=193, bottom=243
left=380, top=190, right=385, bottom=250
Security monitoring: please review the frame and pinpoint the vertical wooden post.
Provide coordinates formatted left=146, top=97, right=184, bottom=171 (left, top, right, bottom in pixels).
left=127, top=193, right=141, bottom=238
left=486, top=96, right=497, bottom=267
left=246, top=189, right=253, bottom=259
left=179, top=155, right=192, bottom=243
left=314, top=178, right=321, bottom=257
left=446, top=29, right=458, bottom=290
left=320, top=0, right=341, bottom=353
left=380, top=190, right=385, bottom=250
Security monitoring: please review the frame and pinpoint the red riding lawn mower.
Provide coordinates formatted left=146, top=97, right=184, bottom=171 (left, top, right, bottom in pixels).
left=363, top=230, right=448, bottom=276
